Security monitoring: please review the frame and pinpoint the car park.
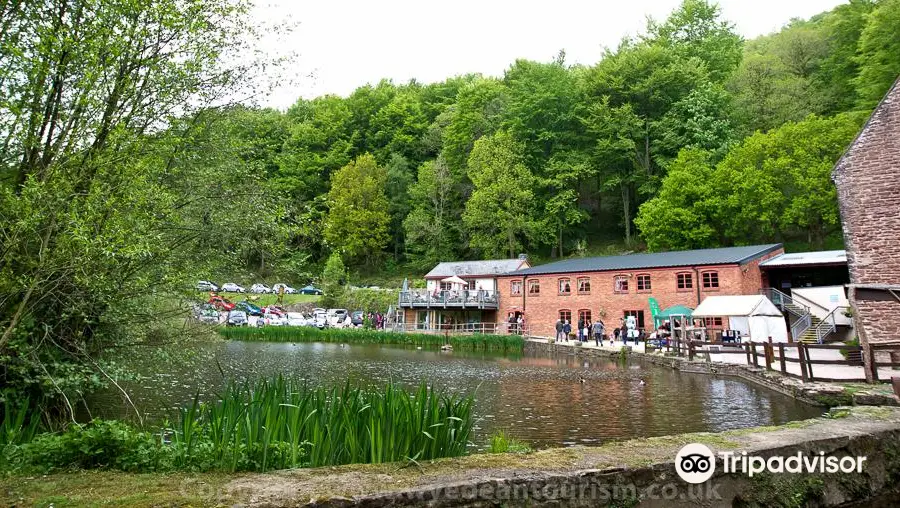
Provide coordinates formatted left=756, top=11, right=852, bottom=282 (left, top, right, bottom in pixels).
left=272, top=283, right=297, bottom=294
left=197, top=280, right=220, bottom=292
left=221, top=282, right=245, bottom=293
left=299, top=284, right=323, bottom=295
left=249, top=283, right=272, bottom=294
left=235, top=301, right=263, bottom=316
left=208, top=295, right=235, bottom=311
left=226, top=310, right=248, bottom=326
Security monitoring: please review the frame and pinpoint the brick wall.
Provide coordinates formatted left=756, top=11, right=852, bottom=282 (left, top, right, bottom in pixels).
left=833, top=78, right=900, bottom=357
left=496, top=257, right=780, bottom=338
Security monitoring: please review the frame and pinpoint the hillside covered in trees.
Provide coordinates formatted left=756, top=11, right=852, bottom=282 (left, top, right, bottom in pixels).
left=205, top=0, right=900, bottom=278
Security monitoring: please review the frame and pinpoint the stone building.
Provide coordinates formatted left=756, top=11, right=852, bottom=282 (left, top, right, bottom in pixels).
left=832, top=77, right=900, bottom=381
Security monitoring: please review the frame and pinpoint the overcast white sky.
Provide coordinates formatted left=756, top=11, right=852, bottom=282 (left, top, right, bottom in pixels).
left=252, top=0, right=847, bottom=109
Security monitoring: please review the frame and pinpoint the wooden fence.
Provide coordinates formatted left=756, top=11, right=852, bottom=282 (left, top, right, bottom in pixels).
left=656, top=338, right=899, bottom=384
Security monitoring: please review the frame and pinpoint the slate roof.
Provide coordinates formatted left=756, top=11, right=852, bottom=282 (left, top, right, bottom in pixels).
left=510, top=244, right=783, bottom=277
left=425, top=259, right=528, bottom=279
left=760, top=250, right=847, bottom=267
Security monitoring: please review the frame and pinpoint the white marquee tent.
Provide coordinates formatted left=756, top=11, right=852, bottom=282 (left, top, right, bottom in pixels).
left=692, top=295, right=788, bottom=343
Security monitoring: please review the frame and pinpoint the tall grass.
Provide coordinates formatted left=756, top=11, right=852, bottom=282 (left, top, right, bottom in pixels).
left=219, top=326, right=524, bottom=352
left=172, top=377, right=474, bottom=471
left=1, top=398, right=42, bottom=447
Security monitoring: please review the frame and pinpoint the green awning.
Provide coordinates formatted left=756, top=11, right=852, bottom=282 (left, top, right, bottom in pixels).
left=655, top=305, right=693, bottom=325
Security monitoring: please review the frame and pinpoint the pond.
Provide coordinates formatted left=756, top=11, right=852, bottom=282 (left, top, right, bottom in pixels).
left=87, top=341, right=823, bottom=448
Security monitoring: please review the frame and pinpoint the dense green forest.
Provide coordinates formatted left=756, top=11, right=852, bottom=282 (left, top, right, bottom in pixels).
left=1, top=0, right=899, bottom=417
left=198, top=0, right=898, bottom=276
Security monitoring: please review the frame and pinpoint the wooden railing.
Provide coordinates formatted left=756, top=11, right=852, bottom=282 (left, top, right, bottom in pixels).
left=393, top=321, right=527, bottom=335
left=654, top=338, right=899, bottom=384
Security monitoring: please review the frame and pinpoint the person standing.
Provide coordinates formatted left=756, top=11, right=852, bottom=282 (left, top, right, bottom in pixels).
left=582, top=321, right=590, bottom=343
left=577, top=316, right=585, bottom=342
left=555, top=319, right=563, bottom=341
left=562, top=320, right=572, bottom=342
left=593, top=319, right=605, bottom=346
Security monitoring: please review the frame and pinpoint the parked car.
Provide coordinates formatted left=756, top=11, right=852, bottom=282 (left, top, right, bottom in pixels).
left=221, top=282, right=245, bottom=293
left=197, top=305, right=220, bottom=324
left=351, top=311, right=364, bottom=326
left=312, top=309, right=328, bottom=328
left=262, top=310, right=287, bottom=326
left=327, top=309, right=349, bottom=326
left=262, top=306, right=285, bottom=317
left=208, top=295, right=235, bottom=311
left=197, top=280, right=220, bottom=292
left=285, top=312, right=307, bottom=326
left=300, top=284, right=323, bottom=295
left=235, top=301, right=263, bottom=316
left=272, top=283, right=297, bottom=294
left=249, top=283, right=272, bottom=294
left=226, top=310, right=248, bottom=327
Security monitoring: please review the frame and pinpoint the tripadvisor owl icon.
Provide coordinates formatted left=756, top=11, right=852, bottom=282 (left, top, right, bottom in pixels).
left=676, top=443, right=716, bottom=483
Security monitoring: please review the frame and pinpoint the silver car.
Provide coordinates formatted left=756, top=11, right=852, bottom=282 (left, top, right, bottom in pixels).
left=226, top=310, right=248, bottom=326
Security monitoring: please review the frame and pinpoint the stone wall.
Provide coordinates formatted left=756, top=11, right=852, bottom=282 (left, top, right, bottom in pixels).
left=832, top=77, right=900, bottom=380
left=301, top=406, right=900, bottom=508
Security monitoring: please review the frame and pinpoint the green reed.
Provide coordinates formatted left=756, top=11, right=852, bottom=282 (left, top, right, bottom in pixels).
left=218, top=326, right=524, bottom=352
left=172, top=377, right=474, bottom=471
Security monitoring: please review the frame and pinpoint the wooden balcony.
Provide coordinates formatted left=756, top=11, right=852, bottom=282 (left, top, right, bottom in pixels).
left=398, top=289, right=498, bottom=309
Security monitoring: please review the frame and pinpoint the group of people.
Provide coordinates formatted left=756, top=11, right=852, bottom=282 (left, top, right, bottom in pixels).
left=506, top=313, right=525, bottom=334
left=554, top=316, right=642, bottom=347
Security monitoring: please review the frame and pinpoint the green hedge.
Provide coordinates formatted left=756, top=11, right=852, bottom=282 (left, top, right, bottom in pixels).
left=218, top=326, right=524, bottom=351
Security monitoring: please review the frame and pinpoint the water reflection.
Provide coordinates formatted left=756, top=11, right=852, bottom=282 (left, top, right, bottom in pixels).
left=87, top=341, right=823, bottom=448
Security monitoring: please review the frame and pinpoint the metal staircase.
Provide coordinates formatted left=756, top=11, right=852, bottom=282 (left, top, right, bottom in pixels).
left=761, top=288, right=846, bottom=344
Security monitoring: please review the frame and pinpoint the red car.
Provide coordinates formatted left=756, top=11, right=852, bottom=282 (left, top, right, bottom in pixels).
left=262, top=306, right=285, bottom=317
left=209, top=295, right=235, bottom=311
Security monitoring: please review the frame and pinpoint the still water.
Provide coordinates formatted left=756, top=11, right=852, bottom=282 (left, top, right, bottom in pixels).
left=88, top=341, right=823, bottom=448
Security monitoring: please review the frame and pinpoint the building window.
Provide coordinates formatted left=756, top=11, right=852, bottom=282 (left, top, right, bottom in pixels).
left=676, top=272, right=693, bottom=291
left=466, top=279, right=476, bottom=290
left=577, top=277, right=591, bottom=294
left=702, top=271, right=720, bottom=289
left=704, top=317, right=723, bottom=328
left=510, top=280, right=522, bottom=296
left=558, top=278, right=571, bottom=295
left=624, top=310, right=645, bottom=329
left=578, top=309, right=592, bottom=324
left=614, top=275, right=629, bottom=293
left=637, top=274, right=651, bottom=291
left=440, top=282, right=451, bottom=291
left=528, top=279, right=540, bottom=295
left=559, top=309, right=572, bottom=324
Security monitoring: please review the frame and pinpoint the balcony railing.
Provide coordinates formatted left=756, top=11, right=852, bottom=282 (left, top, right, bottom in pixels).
left=398, top=289, right=498, bottom=308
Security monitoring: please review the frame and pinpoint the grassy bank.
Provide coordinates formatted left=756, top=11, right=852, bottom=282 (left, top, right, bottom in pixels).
left=218, top=326, right=525, bottom=351
left=1, top=378, right=473, bottom=475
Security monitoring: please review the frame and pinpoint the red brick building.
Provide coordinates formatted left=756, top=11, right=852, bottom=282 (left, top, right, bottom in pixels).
left=496, top=244, right=784, bottom=338
left=832, top=77, right=900, bottom=381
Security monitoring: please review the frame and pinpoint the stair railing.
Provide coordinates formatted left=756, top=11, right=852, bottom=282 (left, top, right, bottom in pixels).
left=761, top=288, right=814, bottom=341
left=813, top=306, right=849, bottom=344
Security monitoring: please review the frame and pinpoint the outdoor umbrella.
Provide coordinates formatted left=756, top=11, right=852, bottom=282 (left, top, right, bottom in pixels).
left=440, top=275, right=467, bottom=287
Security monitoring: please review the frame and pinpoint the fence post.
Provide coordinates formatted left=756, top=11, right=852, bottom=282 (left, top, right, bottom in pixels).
left=751, top=342, right=759, bottom=367
left=745, top=342, right=751, bottom=365
left=779, top=343, right=787, bottom=374
left=688, top=341, right=695, bottom=361
left=869, top=344, right=879, bottom=382
left=764, top=342, right=772, bottom=371
left=798, top=343, right=809, bottom=382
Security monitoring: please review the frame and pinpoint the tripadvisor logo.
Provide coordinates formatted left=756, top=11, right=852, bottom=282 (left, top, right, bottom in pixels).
left=675, top=443, right=867, bottom=484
